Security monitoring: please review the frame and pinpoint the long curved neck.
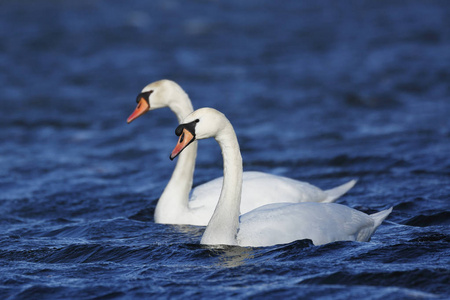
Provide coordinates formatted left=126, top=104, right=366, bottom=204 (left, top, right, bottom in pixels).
left=167, top=86, right=194, bottom=123
left=155, top=141, right=197, bottom=222
left=154, top=88, right=196, bottom=223
left=201, top=122, right=243, bottom=245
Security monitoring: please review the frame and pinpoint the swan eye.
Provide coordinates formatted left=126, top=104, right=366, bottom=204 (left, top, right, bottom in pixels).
left=175, top=125, right=184, bottom=136
left=136, top=90, right=153, bottom=104
left=175, top=120, right=197, bottom=137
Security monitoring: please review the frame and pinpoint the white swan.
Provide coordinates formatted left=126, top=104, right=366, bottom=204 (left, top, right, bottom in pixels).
left=170, top=108, right=393, bottom=247
left=127, top=79, right=356, bottom=226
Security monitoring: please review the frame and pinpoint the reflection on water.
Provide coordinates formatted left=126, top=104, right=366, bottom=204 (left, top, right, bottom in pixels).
left=211, top=245, right=256, bottom=268
left=172, top=225, right=255, bottom=267
left=171, top=224, right=205, bottom=237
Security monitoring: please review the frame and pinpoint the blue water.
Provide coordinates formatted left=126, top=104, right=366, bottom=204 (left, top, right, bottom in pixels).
left=1, top=0, right=449, bottom=299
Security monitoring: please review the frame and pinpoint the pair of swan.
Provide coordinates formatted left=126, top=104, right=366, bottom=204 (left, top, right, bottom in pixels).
left=127, top=80, right=356, bottom=226
left=127, top=80, right=392, bottom=247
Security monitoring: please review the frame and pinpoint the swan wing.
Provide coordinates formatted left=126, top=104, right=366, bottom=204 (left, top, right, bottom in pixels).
left=189, top=172, right=355, bottom=215
left=237, top=202, right=381, bottom=247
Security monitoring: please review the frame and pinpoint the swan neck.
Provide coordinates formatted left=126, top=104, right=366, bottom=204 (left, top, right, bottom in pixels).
left=167, top=88, right=194, bottom=123
left=155, top=139, right=197, bottom=223
left=201, top=123, right=242, bottom=246
left=154, top=87, right=196, bottom=223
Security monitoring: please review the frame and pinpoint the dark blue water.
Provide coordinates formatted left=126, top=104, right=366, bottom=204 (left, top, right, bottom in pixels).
left=1, top=0, right=449, bottom=299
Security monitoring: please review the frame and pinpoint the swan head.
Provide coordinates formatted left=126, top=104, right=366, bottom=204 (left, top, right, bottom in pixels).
left=127, top=80, right=183, bottom=123
left=170, top=108, right=228, bottom=160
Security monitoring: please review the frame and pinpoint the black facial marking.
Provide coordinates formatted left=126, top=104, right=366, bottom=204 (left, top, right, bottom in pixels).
left=175, top=119, right=199, bottom=137
left=136, top=90, right=153, bottom=104
left=171, top=119, right=200, bottom=161
left=175, top=124, right=184, bottom=136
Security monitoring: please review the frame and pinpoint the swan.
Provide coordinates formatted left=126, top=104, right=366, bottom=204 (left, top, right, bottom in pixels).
left=127, top=79, right=356, bottom=226
left=170, top=108, right=393, bottom=247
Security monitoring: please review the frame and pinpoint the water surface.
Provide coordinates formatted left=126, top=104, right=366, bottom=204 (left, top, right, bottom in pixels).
left=0, top=0, right=449, bottom=299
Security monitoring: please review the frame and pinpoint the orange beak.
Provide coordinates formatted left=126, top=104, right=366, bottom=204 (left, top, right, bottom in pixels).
left=127, top=98, right=150, bottom=123
left=170, top=128, right=196, bottom=160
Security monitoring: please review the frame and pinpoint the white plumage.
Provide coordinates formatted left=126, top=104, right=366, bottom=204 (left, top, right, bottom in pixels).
left=128, top=80, right=356, bottom=226
left=171, top=108, right=392, bottom=247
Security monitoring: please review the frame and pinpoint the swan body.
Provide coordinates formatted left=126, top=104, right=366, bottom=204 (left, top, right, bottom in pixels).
left=189, top=172, right=356, bottom=220
left=171, top=108, right=392, bottom=247
left=128, top=80, right=356, bottom=226
left=237, top=203, right=392, bottom=247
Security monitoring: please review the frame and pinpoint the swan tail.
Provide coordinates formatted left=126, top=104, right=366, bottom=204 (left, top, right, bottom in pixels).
left=323, top=179, right=357, bottom=203
left=370, top=207, right=393, bottom=229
